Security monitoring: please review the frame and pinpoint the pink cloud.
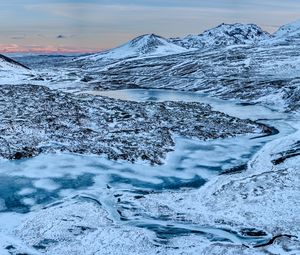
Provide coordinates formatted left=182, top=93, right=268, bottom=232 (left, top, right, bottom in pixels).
left=0, top=44, right=102, bottom=54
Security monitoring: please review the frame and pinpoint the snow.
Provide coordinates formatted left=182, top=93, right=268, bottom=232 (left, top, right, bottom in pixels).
left=171, top=23, right=271, bottom=49
left=115, top=116, right=300, bottom=254
left=14, top=198, right=160, bottom=255
left=0, top=19, right=299, bottom=254
left=0, top=55, right=29, bottom=71
left=260, top=19, right=300, bottom=46
left=0, top=54, right=33, bottom=84
left=274, top=19, right=300, bottom=38
left=0, top=88, right=297, bottom=253
left=33, top=179, right=61, bottom=191
left=0, top=114, right=297, bottom=254
left=78, top=34, right=188, bottom=61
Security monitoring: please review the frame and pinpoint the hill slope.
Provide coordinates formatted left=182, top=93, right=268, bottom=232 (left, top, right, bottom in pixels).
left=78, top=34, right=188, bottom=62
left=171, top=23, right=271, bottom=49
left=271, top=19, right=300, bottom=44
left=0, top=54, right=30, bottom=71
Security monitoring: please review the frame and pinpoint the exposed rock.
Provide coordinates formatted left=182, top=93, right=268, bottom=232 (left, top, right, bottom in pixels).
left=82, top=43, right=300, bottom=112
left=170, top=23, right=271, bottom=49
left=0, top=84, right=267, bottom=164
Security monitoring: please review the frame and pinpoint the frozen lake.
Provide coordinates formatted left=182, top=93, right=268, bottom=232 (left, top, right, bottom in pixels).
left=0, top=89, right=297, bottom=247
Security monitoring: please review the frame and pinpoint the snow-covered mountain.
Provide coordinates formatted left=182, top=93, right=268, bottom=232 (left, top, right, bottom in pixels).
left=272, top=19, right=300, bottom=44
left=171, top=23, right=271, bottom=49
left=75, top=24, right=271, bottom=68
left=84, top=20, right=300, bottom=111
left=78, top=34, right=188, bottom=62
left=0, top=54, right=30, bottom=71
left=274, top=19, right=300, bottom=37
left=75, top=23, right=275, bottom=67
left=0, top=54, right=32, bottom=85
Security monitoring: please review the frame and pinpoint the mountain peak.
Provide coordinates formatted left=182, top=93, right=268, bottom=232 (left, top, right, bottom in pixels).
left=78, top=34, right=187, bottom=62
left=128, top=34, right=172, bottom=54
left=274, top=19, right=300, bottom=38
left=171, top=23, right=271, bottom=49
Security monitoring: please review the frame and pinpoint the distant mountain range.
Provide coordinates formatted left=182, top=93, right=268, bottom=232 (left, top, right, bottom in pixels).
left=71, top=19, right=299, bottom=111
left=76, top=34, right=188, bottom=62
left=76, top=20, right=300, bottom=63
left=170, top=23, right=271, bottom=49
left=1, top=19, right=300, bottom=109
left=1, top=20, right=299, bottom=69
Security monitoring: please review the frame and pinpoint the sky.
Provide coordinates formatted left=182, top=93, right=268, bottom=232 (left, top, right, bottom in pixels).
left=0, top=0, right=299, bottom=53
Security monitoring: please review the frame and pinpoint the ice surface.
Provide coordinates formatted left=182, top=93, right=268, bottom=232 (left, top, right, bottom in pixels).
left=0, top=90, right=298, bottom=254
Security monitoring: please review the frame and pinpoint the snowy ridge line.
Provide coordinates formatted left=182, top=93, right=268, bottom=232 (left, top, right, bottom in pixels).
left=0, top=54, right=30, bottom=70
left=76, top=19, right=300, bottom=63
left=76, top=34, right=188, bottom=62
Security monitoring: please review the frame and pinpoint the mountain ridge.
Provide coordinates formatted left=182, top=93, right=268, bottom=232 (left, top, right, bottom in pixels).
left=73, top=20, right=300, bottom=65
left=170, top=23, right=272, bottom=49
left=0, top=54, right=30, bottom=71
left=77, top=33, right=188, bottom=62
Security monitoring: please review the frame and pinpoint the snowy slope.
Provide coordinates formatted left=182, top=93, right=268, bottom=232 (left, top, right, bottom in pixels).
left=274, top=19, right=300, bottom=37
left=78, top=34, right=188, bottom=62
left=0, top=54, right=30, bottom=71
left=75, top=24, right=270, bottom=66
left=171, top=23, right=271, bottom=49
left=88, top=39, right=300, bottom=111
left=270, top=19, right=300, bottom=44
left=0, top=54, right=32, bottom=85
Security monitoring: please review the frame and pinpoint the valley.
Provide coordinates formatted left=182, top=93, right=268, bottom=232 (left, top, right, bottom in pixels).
left=0, top=20, right=299, bottom=255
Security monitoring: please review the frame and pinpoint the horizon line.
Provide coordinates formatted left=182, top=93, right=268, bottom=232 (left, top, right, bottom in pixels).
left=1, top=49, right=104, bottom=54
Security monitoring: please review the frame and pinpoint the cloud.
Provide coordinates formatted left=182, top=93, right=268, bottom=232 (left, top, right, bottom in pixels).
left=1, top=0, right=300, bottom=52
left=56, top=34, right=75, bottom=39
left=57, top=34, right=66, bottom=39
left=0, top=43, right=100, bottom=53
left=0, top=44, right=21, bottom=52
left=11, top=36, right=26, bottom=40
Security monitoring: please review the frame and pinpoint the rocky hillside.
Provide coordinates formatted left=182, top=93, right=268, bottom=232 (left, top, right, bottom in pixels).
left=269, top=19, right=300, bottom=45
left=72, top=21, right=300, bottom=112
left=170, top=23, right=271, bottom=49
left=0, top=84, right=268, bottom=164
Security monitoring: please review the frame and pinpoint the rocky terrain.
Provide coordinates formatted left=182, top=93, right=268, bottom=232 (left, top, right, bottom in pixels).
left=0, top=84, right=267, bottom=164
left=7, top=22, right=298, bottom=112
left=170, top=23, right=271, bottom=49
left=3, top=21, right=299, bottom=115
left=84, top=44, right=299, bottom=111
left=113, top=121, right=300, bottom=254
